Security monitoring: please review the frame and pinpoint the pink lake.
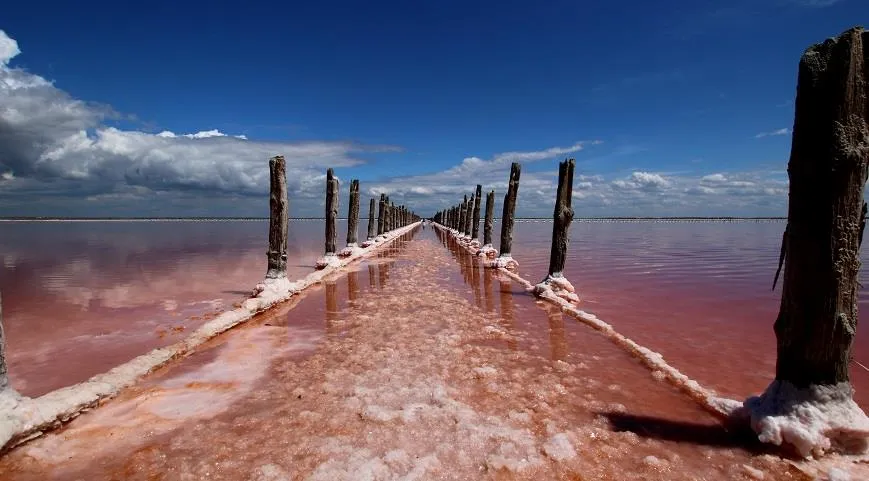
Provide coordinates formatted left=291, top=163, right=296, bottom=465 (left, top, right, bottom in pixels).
left=1, top=218, right=867, bottom=412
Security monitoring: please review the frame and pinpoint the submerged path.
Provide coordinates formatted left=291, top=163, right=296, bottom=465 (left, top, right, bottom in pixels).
left=0, top=227, right=818, bottom=480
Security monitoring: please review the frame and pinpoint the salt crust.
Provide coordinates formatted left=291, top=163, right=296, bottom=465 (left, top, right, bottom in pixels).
left=338, top=244, right=363, bottom=258
left=740, top=380, right=869, bottom=458
left=533, top=274, right=580, bottom=305
left=477, top=244, right=497, bottom=259
left=0, top=222, right=421, bottom=453
left=431, top=221, right=869, bottom=460
left=315, top=253, right=342, bottom=269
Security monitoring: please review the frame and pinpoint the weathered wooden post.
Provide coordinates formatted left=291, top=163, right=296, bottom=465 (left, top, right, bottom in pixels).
left=464, top=195, right=474, bottom=238
left=744, top=27, right=869, bottom=457
left=533, top=159, right=579, bottom=303
left=345, top=179, right=360, bottom=248
left=547, top=159, right=575, bottom=277
left=316, top=168, right=340, bottom=269
left=458, top=195, right=468, bottom=236
left=266, top=155, right=288, bottom=279
left=325, top=169, right=339, bottom=255
left=479, top=190, right=497, bottom=258
left=453, top=205, right=459, bottom=231
left=376, top=195, right=384, bottom=235
left=472, top=184, right=482, bottom=241
left=388, top=201, right=395, bottom=232
left=367, top=198, right=377, bottom=241
left=496, top=162, right=521, bottom=267
left=0, top=290, right=7, bottom=390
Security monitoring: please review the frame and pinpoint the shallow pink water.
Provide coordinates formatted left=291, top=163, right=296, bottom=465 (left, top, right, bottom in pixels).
left=0, top=227, right=821, bottom=480
left=506, top=220, right=869, bottom=407
left=0, top=220, right=332, bottom=396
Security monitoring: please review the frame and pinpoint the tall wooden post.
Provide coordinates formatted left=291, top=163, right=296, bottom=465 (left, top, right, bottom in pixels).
left=472, top=184, right=482, bottom=240
left=377, top=194, right=386, bottom=235
left=773, top=27, right=869, bottom=388
left=454, top=205, right=459, bottom=231
left=346, top=179, right=360, bottom=246
left=324, top=169, right=339, bottom=255
left=367, top=198, right=377, bottom=240
left=386, top=202, right=391, bottom=232
left=460, top=196, right=468, bottom=236
left=484, top=190, right=495, bottom=246
left=547, top=159, right=575, bottom=277
left=266, top=155, right=288, bottom=279
left=465, top=195, right=474, bottom=237
left=499, top=162, right=521, bottom=257
left=0, top=290, right=7, bottom=390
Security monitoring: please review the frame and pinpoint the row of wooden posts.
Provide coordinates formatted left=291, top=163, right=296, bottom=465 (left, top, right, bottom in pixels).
left=436, top=26, right=869, bottom=394
left=264, top=156, right=420, bottom=279
left=432, top=159, right=577, bottom=280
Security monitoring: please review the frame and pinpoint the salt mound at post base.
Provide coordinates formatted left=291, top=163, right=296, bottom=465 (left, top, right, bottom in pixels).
left=533, top=275, right=580, bottom=305
left=489, top=256, right=518, bottom=270
left=315, top=254, right=342, bottom=270
left=742, top=380, right=869, bottom=458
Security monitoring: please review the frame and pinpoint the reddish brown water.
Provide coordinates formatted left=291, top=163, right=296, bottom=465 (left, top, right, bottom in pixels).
left=0, top=226, right=817, bottom=480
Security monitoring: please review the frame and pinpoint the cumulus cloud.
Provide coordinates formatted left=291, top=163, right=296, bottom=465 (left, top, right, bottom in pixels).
left=0, top=30, right=399, bottom=215
left=0, top=30, right=20, bottom=65
left=754, top=128, right=790, bottom=138
left=612, top=171, right=670, bottom=191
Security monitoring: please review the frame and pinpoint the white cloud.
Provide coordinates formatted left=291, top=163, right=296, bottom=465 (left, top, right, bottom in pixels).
left=701, top=173, right=727, bottom=183
left=754, top=128, right=790, bottom=138
left=1, top=171, right=14, bottom=181
left=0, top=30, right=20, bottom=66
left=612, top=171, right=670, bottom=191
left=0, top=30, right=400, bottom=215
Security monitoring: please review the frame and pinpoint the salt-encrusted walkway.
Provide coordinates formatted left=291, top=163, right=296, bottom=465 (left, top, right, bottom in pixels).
left=0, top=229, right=825, bottom=480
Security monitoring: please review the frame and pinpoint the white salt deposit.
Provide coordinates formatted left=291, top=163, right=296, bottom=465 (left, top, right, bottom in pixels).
left=533, top=274, right=580, bottom=304
left=315, top=253, right=342, bottom=269
left=477, top=244, right=497, bottom=259
left=489, top=255, right=519, bottom=269
left=828, top=467, right=852, bottom=481
left=742, top=463, right=765, bottom=479
left=338, top=245, right=364, bottom=258
left=542, top=433, right=576, bottom=461
left=743, top=380, right=869, bottom=458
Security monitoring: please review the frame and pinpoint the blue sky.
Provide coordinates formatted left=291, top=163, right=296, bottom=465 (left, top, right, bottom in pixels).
left=0, top=0, right=865, bottom=217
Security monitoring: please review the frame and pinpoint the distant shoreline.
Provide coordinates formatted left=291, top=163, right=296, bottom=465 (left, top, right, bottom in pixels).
left=0, top=216, right=787, bottom=222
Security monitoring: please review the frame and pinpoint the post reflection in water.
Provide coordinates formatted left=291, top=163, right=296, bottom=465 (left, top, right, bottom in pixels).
left=347, top=270, right=359, bottom=303
left=542, top=301, right=568, bottom=362
left=498, top=279, right=519, bottom=351
left=482, top=268, right=495, bottom=313
left=325, top=280, right=338, bottom=336
left=368, top=264, right=377, bottom=289
left=378, top=262, right=389, bottom=289
left=470, top=256, right=482, bottom=308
